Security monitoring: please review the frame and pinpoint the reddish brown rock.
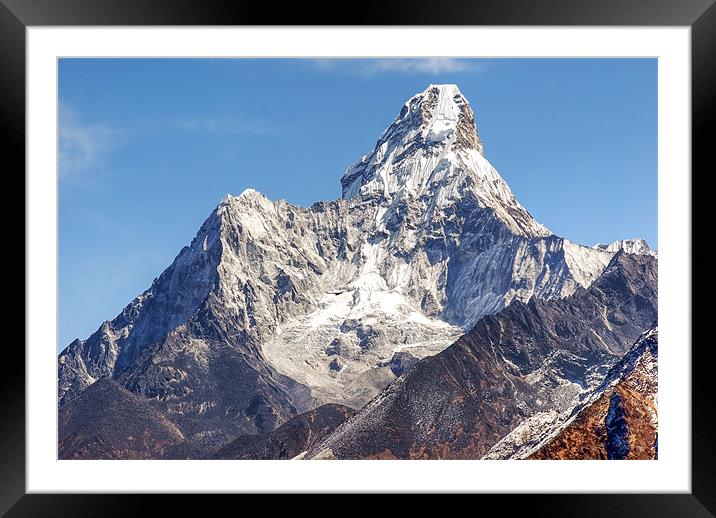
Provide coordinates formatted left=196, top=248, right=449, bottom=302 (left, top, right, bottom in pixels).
left=530, top=329, right=658, bottom=460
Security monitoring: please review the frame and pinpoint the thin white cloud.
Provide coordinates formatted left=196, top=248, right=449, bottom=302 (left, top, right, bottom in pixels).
left=59, top=103, right=124, bottom=179
left=174, top=117, right=271, bottom=136
left=309, top=58, right=476, bottom=77
left=59, top=102, right=272, bottom=181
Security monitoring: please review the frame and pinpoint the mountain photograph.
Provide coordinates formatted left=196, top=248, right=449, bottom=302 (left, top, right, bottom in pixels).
left=58, top=59, right=657, bottom=460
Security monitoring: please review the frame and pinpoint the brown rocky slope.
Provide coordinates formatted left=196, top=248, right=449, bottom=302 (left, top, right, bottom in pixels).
left=208, top=404, right=354, bottom=460
left=58, top=378, right=185, bottom=459
left=304, top=252, right=657, bottom=460
left=529, top=327, right=658, bottom=460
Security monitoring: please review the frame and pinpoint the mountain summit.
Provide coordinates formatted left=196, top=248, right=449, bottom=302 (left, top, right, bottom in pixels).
left=58, top=85, right=651, bottom=458
left=341, top=84, right=548, bottom=237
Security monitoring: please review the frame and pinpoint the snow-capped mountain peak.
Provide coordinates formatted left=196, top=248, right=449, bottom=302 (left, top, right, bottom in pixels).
left=238, top=187, right=262, bottom=198
left=340, top=84, right=549, bottom=237
left=340, top=84, right=481, bottom=199
left=594, top=238, right=655, bottom=256
left=59, top=84, right=640, bottom=445
left=397, top=83, right=481, bottom=151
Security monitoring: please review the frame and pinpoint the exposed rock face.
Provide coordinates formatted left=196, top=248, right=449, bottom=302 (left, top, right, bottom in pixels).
left=304, top=253, right=657, bottom=460
left=208, top=404, right=354, bottom=460
left=117, top=295, right=315, bottom=453
left=525, top=327, right=658, bottom=460
left=58, top=209, right=225, bottom=406
left=58, top=84, right=648, bottom=458
left=58, top=378, right=185, bottom=459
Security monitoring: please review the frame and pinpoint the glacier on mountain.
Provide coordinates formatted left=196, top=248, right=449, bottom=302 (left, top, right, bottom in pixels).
left=58, top=84, right=649, bottom=428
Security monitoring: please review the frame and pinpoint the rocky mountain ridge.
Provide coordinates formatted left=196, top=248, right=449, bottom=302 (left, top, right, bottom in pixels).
left=304, top=252, right=657, bottom=459
left=58, top=84, right=653, bottom=458
left=525, top=326, right=658, bottom=460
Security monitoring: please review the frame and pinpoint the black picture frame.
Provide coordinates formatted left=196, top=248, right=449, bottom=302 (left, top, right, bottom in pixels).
left=3, top=0, right=711, bottom=515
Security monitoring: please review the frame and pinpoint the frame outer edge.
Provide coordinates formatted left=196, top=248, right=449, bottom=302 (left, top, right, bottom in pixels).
left=0, top=0, right=715, bottom=26
left=3, top=0, right=712, bottom=514
left=691, top=1, right=716, bottom=516
left=0, top=1, right=27, bottom=516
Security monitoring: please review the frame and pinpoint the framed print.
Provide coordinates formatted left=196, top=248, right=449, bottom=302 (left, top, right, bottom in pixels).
left=3, top=0, right=712, bottom=515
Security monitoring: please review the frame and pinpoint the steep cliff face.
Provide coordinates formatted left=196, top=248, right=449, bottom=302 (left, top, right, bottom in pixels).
left=58, top=84, right=646, bottom=458
left=58, top=210, right=225, bottom=406
left=304, top=253, right=657, bottom=460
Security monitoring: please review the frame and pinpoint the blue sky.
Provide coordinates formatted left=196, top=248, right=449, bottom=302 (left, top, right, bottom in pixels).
left=58, top=58, right=657, bottom=349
